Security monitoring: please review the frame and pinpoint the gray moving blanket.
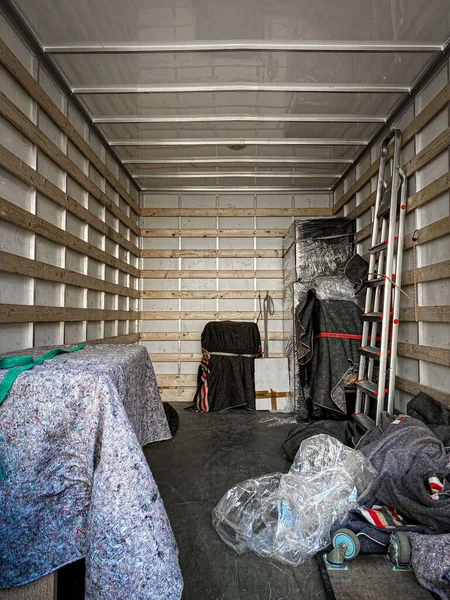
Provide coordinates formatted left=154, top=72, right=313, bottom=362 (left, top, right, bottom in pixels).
left=408, top=533, right=450, bottom=600
left=357, top=414, right=450, bottom=533
left=0, top=344, right=183, bottom=599
left=296, top=291, right=362, bottom=419
left=194, top=321, right=261, bottom=412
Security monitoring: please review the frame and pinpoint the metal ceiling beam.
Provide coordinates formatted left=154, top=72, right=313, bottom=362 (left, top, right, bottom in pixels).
left=0, top=0, right=142, bottom=193
left=333, top=35, right=450, bottom=192
left=140, top=186, right=333, bottom=193
left=123, top=157, right=354, bottom=165
left=110, top=138, right=367, bottom=147
left=132, top=172, right=342, bottom=179
left=74, top=83, right=408, bottom=94
left=44, top=41, right=443, bottom=54
left=94, top=114, right=386, bottom=124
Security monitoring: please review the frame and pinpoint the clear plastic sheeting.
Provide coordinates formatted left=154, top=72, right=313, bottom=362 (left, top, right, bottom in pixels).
left=314, top=276, right=358, bottom=301
left=283, top=218, right=354, bottom=285
left=213, top=434, right=375, bottom=566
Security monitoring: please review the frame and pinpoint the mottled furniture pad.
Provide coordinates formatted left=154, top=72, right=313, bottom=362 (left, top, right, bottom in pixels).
left=0, top=344, right=182, bottom=600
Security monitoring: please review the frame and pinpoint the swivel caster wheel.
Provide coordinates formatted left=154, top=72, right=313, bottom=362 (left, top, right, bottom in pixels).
left=387, top=532, right=411, bottom=570
left=325, top=529, right=360, bottom=569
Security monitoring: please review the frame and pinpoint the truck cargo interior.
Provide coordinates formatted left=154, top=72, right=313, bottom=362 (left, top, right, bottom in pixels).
left=1, top=1, right=450, bottom=599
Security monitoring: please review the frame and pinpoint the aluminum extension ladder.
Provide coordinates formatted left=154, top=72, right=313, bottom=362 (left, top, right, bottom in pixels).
left=354, top=129, right=407, bottom=430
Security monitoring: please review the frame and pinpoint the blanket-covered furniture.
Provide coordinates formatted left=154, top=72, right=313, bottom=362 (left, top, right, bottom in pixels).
left=0, top=344, right=183, bottom=600
left=194, top=321, right=262, bottom=412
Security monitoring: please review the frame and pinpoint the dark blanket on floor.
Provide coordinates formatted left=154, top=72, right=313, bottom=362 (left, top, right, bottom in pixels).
left=296, top=291, right=362, bottom=419
left=408, top=533, right=450, bottom=600
left=282, top=420, right=361, bottom=461
left=194, top=321, right=261, bottom=412
left=357, top=414, right=450, bottom=533
left=407, top=391, right=450, bottom=446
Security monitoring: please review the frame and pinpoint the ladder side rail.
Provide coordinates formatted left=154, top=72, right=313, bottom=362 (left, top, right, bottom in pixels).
left=355, top=143, right=389, bottom=413
left=387, top=170, right=407, bottom=415
left=375, top=130, right=403, bottom=424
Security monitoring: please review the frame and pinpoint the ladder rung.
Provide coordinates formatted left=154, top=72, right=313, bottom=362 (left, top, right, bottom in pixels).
left=361, top=312, right=383, bottom=322
left=355, top=379, right=378, bottom=398
left=366, top=277, right=385, bottom=287
left=356, top=379, right=388, bottom=399
left=353, top=412, right=376, bottom=432
left=369, top=240, right=388, bottom=254
left=359, top=345, right=381, bottom=359
left=377, top=184, right=393, bottom=218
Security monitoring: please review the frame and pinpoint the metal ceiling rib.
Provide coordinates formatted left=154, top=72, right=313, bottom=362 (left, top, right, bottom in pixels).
left=110, top=138, right=368, bottom=147
left=94, top=115, right=386, bottom=124
left=5, top=0, right=450, bottom=194
left=44, top=41, right=444, bottom=53
left=72, top=83, right=410, bottom=94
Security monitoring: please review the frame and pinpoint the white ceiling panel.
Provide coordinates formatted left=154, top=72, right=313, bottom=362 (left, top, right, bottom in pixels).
left=78, top=91, right=405, bottom=117
left=12, top=0, right=450, bottom=44
left=53, top=51, right=433, bottom=86
left=114, top=145, right=360, bottom=160
left=9, top=0, right=450, bottom=193
left=97, top=121, right=379, bottom=140
left=131, top=163, right=346, bottom=174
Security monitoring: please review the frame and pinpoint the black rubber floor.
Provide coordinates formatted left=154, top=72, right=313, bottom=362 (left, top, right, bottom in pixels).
left=144, top=407, right=328, bottom=600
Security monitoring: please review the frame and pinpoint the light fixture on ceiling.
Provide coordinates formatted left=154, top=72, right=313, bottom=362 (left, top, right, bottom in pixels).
left=227, top=144, right=247, bottom=151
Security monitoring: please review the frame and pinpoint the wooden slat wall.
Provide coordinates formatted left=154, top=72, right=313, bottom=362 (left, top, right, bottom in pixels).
left=141, top=192, right=332, bottom=401
left=333, top=67, right=450, bottom=409
left=0, top=32, right=140, bottom=353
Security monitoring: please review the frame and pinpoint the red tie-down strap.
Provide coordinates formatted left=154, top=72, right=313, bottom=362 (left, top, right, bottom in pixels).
left=313, top=333, right=383, bottom=342
left=313, top=333, right=363, bottom=341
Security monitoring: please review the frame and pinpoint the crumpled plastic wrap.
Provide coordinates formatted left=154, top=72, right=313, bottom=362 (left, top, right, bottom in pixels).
left=314, top=276, right=358, bottom=301
left=283, top=218, right=354, bottom=285
left=212, top=434, right=376, bottom=566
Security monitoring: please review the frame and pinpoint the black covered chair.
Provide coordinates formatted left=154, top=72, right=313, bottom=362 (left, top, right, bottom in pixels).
left=193, top=321, right=262, bottom=412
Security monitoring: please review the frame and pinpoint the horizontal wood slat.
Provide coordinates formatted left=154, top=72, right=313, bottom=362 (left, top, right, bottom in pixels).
left=400, top=305, right=450, bottom=322
left=141, top=270, right=284, bottom=279
left=141, top=331, right=288, bottom=341
left=0, top=39, right=140, bottom=216
left=141, top=229, right=287, bottom=238
left=397, top=342, right=450, bottom=367
left=141, top=249, right=284, bottom=258
left=402, top=260, right=450, bottom=286
left=346, top=190, right=376, bottom=220
left=404, top=126, right=450, bottom=177
left=141, top=207, right=331, bottom=217
left=140, top=290, right=284, bottom=299
left=354, top=172, right=450, bottom=236
left=158, top=387, right=196, bottom=402
left=0, top=304, right=139, bottom=324
left=359, top=215, right=450, bottom=251
left=403, top=216, right=450, bottom=250
left=0, top=92, right=139, bottom=235
left=157, top=374, right=197, bottom=387
left=87, top=333, right=140, bottom=345
left=0, top=144, right=139, bottom=257
left=333, top=82, right=450, bottom=214
left=149, top=353, right=285, bottom=362
left=407, top=171, right=450, bottom=214
left=0, top=196, right=139, bottom=277
left=0, top=250, right=139, bottom=298
left=395, top=376, right=450, bottom=408
left=141, top=311, right=284, bottom=320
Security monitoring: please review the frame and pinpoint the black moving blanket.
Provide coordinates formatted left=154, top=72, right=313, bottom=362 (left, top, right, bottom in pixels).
left=296, top=291, right=362, bottom=419
left=194, top=321, right=262, bottom=412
